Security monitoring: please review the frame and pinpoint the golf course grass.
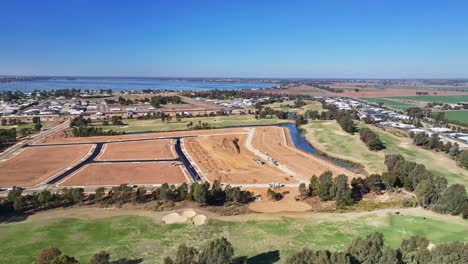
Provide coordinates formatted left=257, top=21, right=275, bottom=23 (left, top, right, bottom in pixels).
left=1, top=211, right=466, bottom=264
left=266, top=100, right=322, bottom=114
left=100, top=115, right=290, bottom=133
left=387, top=95, right=468, bottom=104
left=432, top=111, right=468, bottom=125
left=360, top=98, right=415, bottom=110
left=302, top=120, right=468, bottom=187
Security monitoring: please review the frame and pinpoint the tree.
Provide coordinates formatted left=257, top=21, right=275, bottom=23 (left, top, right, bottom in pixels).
left=400, top=236, right=430, bottom=264
left=199, top=237, right=234, bottom=264
left=298, top=183, right=308, bottom=197
left=193, top=182, right=210, bottom=204
left=309, top=175, right=319, bottom=196
left=36, top=248, right=62, bottom=264
left=331, top=174, right=353, bottom=206
left=317, top=171, right=333, bottom=201
left=37, top=189, right=52, bottom=206
left=90, top=251, right=110, bottom=264
left=457, top=150, right=468, bottom=169
left=175, top=244, right=198, bottom=264
left=414, top=180, right=436, bottom=208
left=95, top=187, right=106, bottom=203
left=347, top=232, right=385, bottom=264
left=433, top=184, right=467, bottom=215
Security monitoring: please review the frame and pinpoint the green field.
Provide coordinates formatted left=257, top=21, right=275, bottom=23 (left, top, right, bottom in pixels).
left=1, top=211, right=466, bottom=264
left=432, top=111, right=468, bottom=125
left=266, top=100, right=322, bottom=114
left=100, top=115, right=290, bottom=133
left=387, top=95, right=468, bottom=104
left=302, top=120, right=468, bottom=187
left=360, top=98, right=415, bottom=110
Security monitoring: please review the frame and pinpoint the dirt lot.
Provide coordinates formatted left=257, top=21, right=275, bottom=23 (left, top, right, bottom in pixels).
left=252, top=126, right=358, bottom=179
left=184, top=134, right=293, bottom=184
left=246, top=187, right=312, bottom=213
left=0, top=145, right=92, bottom=188
left=58, top=162, right=188, bottom=187
left=97, top=139, right=175, bottom=160
left=38, top=127, right=248, bottom=144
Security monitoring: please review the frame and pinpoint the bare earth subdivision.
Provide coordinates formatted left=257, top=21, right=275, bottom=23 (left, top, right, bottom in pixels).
left=0, top=126, right=357, bottom=189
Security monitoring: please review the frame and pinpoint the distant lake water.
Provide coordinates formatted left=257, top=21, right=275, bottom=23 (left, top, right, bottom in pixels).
left=0, top=77, right=274, bottom=92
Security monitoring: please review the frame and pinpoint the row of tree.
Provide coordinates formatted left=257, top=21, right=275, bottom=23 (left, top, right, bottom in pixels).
left=359, top=127, right=385, bottom=151
left=36, top=232, right=467, bottom=264
left=287, top=232, right=467, bottom=264
left=1, top=181, right=253, bottom=214
left=69, top=116, right=124, bottom=137
left=410, top=131, right=468, bottom=169
left=150, top=95, right=183, bottom=108
left=385, top=154, right=467, bottom=217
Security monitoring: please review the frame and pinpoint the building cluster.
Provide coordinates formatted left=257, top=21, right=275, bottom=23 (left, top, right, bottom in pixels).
left=323, top=98, right=362, bottom=111
left=196, top=97, right=271, bottom=110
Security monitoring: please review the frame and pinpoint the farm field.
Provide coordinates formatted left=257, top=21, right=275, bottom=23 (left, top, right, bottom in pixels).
left=432, top=111, right=468, bottom=125
left=0, top=145, right=93, bottom=188
left=58, top=162, right=188, bottom=187
left=184, top=134, right=291, bottom=184
left=359, top=97, right=416, bottom=110
left=97, top=139, right=176, bottom=161
left=100, top=115, right=290, bottom=133
left=302, top=120, right=468, bottom=187
left=252, top=126, right=358, bottom=180
left=0, top=207, right=466, bottom=264
left=387, top=95, right=468, bottom=103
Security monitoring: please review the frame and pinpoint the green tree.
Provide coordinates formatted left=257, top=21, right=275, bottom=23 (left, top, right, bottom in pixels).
left=415, top=180, right=436, bottom=208
left=434, top=184, right=467, bottom=215
left=175, top=244, right=199, bottom=264
left=331, top=174, right=354, bottom=206
left=309, top=175, right=319, bottom=196
left=317, top=171, right=333, bottom=201
left=37, top=189, right=52, bottom=206
left=199, top=237, right=234, bottom=264
left=457, top=150, right=468, bottom=169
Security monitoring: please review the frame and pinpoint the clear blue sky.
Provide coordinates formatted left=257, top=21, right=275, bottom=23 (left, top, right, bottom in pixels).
left=1, top=0, right=468, bottom=78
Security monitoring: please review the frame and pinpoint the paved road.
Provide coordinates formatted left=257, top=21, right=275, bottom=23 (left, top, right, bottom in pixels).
left=0, top=119, right=70, bottom=161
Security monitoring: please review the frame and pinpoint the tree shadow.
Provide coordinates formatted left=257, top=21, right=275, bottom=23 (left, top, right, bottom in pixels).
left=111, top=258, right=144, bottom=264
left=235, top=250, right=281, bottom=264
left=0, top=212, right=31, bottom=223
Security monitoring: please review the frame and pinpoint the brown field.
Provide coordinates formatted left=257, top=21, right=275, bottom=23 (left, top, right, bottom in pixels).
left=252, top=126, right=358, bottom=179
left=58, top=162, right=188, bottom=187
left=0, top=145, right=93, bottom=188
left=184, top=134, right=293, bottom=184
left=97, top=139, right=175, bottom=160
left=37, top=127, right=248, bottom=144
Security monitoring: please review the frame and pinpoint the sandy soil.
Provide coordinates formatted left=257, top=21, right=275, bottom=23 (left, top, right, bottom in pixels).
left=162, top=212, right=187, bottom=224
left=58, top=162, right=188, bottom=187
left=97, top=139, right=175, bottom=160
left=252, top=126, right=358, bottom=179
left=37, top=127, right=248, bottom=144
left=192, top=214, right=207, bottom=225
left=184, top=134, right=292, bottom=184
left=247, top=187, right=312, bottom=213
left=0, top=145, right=93, bottom=188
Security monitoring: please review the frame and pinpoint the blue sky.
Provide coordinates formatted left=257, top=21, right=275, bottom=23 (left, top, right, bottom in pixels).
left=1, top=0, right=467, bottom=78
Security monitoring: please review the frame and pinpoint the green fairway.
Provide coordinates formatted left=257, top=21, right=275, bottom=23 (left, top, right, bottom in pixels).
left=360, top=97, right=415, bottom=110
left=0, top=211, right=466, bottom=264
left=302, top=120, right=468, bottom=187
left=266, top=100, right=322, bottom=114
left=387, top=95, right=468, bottom=104
left=432, top=111, right=468, bottom=125
left=100, top=115, right=290, bottom=132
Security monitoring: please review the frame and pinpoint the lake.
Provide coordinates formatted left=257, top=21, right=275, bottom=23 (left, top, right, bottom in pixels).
left=0, top=77, right=274, bottom=92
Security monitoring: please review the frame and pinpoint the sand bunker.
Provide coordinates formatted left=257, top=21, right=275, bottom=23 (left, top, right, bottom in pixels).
left=192, top=214, right=207, bottom=226
left=182, top=209, right=197, bottom=218
left=162, top=213, right=187, bottom=224
left=162, top=210, right=207, bottom=225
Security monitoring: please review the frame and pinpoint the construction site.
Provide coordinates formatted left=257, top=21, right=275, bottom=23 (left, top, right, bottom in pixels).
left=0, top=125, right=359, bottom=191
